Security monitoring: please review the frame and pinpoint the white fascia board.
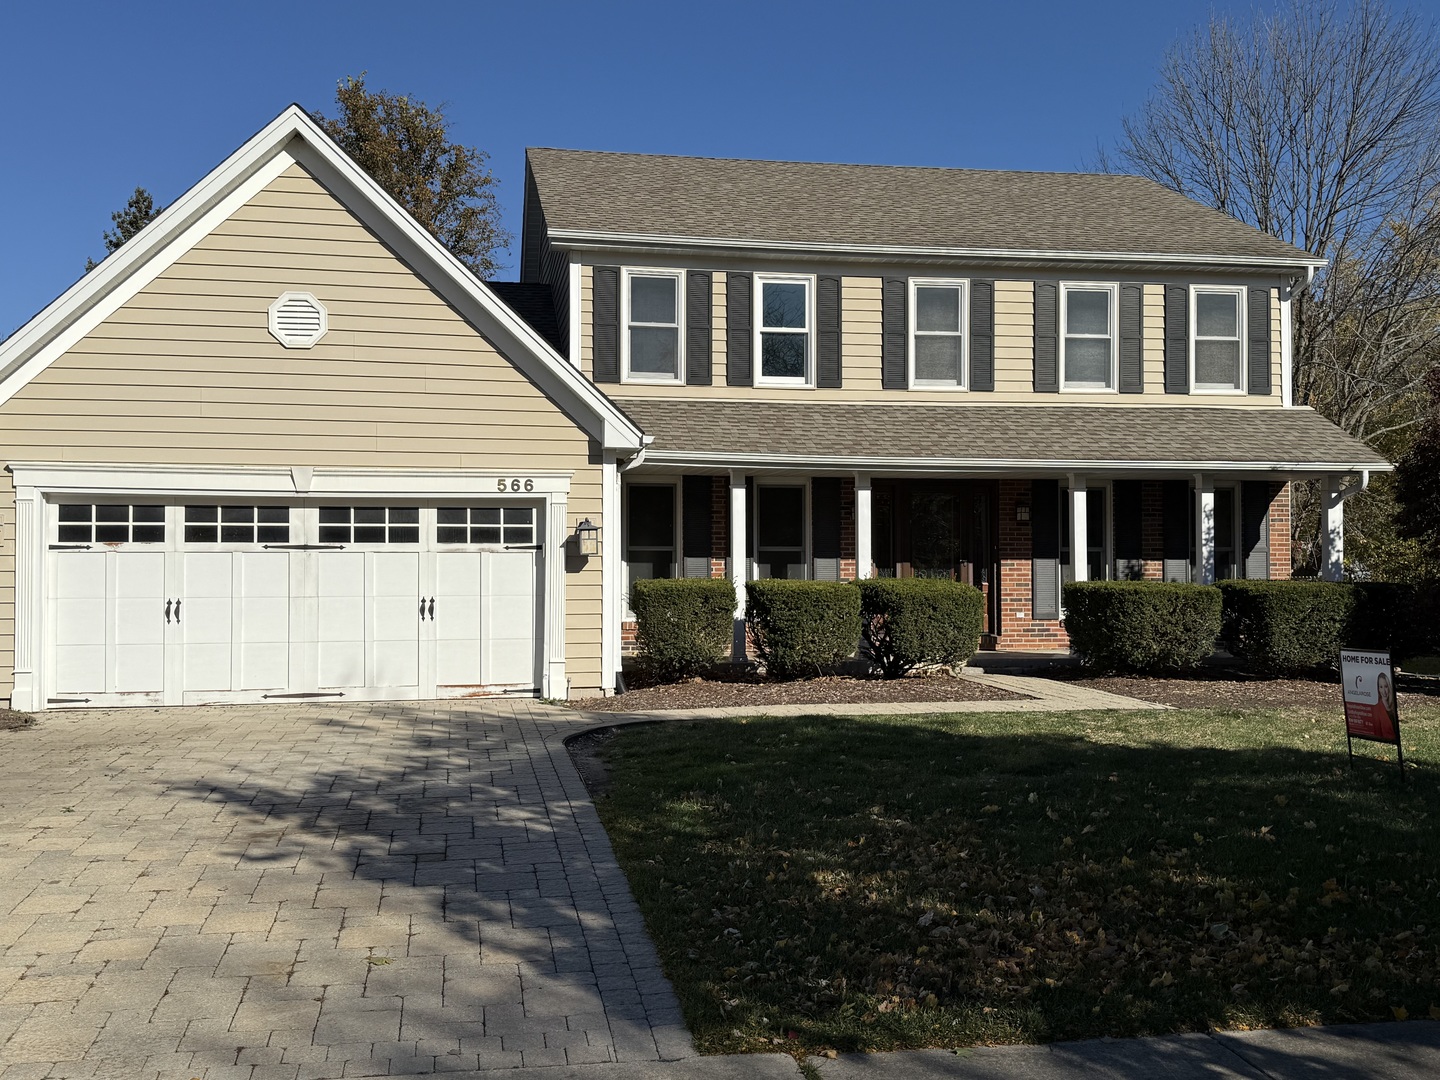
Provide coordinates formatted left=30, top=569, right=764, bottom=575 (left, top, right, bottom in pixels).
left=0, top=106, right=645, bottom=454
left=639, top=451, right=1392, bottom=475
left=547, top=228, right=1329, bottom=272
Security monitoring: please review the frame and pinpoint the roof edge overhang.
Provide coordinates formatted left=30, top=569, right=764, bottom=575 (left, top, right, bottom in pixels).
left=638, top=449, right=1390, bottom=477
left=0, top=106, right=646, bottom=454
left=547, top=228, right=1327, bottom=275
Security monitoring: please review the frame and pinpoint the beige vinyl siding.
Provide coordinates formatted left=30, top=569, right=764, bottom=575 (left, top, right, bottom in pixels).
left=841, top=277, right=882, bottom=392
left=592, top=272, right=1283, bottom=405
left=993, top=280, right=1034, bottom=395
left=1270, top=287, right=1283, bottom=394
left=0, top=163, right=607, bottom=697
left=711, top=272, right=727, bottom=385
left=579, top=263, right=594, bottom=379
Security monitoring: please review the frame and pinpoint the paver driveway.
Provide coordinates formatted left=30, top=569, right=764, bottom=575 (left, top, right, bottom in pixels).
left=0, top=700, right=690, bottom=1079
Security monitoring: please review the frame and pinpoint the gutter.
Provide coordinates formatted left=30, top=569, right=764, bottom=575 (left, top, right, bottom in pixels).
left=637, top=450, right=1391, bottom=475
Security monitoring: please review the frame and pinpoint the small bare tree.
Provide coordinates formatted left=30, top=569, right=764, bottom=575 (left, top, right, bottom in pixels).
left=1101, top=0, right=1440, bottom=571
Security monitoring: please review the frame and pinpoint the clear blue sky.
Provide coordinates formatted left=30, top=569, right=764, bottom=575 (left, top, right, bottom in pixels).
left=0, top=0, right=1360, bottom=337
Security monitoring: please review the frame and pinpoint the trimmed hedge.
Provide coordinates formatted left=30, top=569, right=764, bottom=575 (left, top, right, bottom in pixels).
left=1217, top=580, right=1354, bottom=676
left=1063, top=581, right=1221, bottom=673
left=858, top=578, right=984, bottom=678
left=745, top=580, right=860, bottom=679
left=630, top=578, right=736, bottom=682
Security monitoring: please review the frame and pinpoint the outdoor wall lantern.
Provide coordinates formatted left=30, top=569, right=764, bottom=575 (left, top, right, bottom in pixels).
left=574, top=518, right=601, bottom=556
left=1015, top=504, right=1031, bottom=524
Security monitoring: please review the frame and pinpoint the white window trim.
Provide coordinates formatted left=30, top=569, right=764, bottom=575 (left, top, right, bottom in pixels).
left=753, top=273, right=816, bottom=388
left=752, top=479, right=811, bottom=580
left=621, top=267, right=685, bottom=384
left=1060, top=282, right=1118, bottom=393
left=907, top=277, right=969, bottom=391
left=1189, top=284, right=1248, bottom=395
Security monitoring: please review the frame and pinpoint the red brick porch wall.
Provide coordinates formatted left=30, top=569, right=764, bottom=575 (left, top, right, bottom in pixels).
left=1269, top=482, right=1292, bottom=580
left=996, top=479, right=1069, bottom=650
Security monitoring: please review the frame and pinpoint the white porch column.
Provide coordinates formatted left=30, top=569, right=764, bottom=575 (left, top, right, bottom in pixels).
left=854, top=473, right=872, bottom=580
left=1322, top=474, right=1345, bottom=581
left=729, top=470, right=748, bottom=659
left=1195, top=474, right=1216, bottom=585
left=1068, top=476, right=1088, bottom=582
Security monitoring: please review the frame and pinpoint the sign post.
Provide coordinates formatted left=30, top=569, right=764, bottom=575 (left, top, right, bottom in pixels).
left=1339, top=648, right=1405, bottom=778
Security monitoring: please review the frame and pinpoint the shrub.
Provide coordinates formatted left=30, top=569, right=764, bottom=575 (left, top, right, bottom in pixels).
left=1217, top=580, right=1354, bottom=675
left=745, top=580, right=860, bottom=679
left=1063, top=581, right=1221, bottom=673
left=1349, top=582, right=1440, bottom=663
left=629, top=578, right=736, bottom=682
left=858, top=578, right=984, bottom=678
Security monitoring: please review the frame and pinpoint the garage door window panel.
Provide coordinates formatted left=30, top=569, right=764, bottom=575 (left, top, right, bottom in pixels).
left=57, top=503, right=165, bottom=544
left=437, top=506, right=536, bottom=546
left=319, top=506, right=421, bottom=544
left=184, top=505, right=291, bottom=544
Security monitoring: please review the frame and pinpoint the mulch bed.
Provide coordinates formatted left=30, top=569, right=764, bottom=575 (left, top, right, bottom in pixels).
left=572, top=671, right=1024, bottom=713
left=1060, top=669, right=1440, bottom=710
left=0, top=709, right=35, bottom=731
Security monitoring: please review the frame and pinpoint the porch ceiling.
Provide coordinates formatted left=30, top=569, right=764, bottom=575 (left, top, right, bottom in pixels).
left=613, top=400, right=1390, bottom=475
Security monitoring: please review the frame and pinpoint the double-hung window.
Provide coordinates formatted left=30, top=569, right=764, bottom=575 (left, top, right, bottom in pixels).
left=1061, top=283, right=1117, bottom=390
left=755, top=275, right=812, bottom=385
left=623, top=269, right=683, bottom=382
left=909, top=280, right=967, bottom=389
left=1191, top=286, right=1245, bottom=392
left=754, top=485, right=807, bottom=579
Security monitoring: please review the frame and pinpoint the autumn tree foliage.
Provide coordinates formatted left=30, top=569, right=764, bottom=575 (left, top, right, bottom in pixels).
left=317, top=75, right=508, bottom=278
left=1393, top=368, right=1440, bottom=568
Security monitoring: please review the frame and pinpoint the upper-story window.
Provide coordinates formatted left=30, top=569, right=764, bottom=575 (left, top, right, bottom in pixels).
left=1191, top=285, right=1246, bottom=392
left=756, top=275, right=812, bottom=386
left=1061, top=283, right=1117, bottom=391
left=909, top=279, right=967, bottom=389
left=623, top=268, right=683, bottom=382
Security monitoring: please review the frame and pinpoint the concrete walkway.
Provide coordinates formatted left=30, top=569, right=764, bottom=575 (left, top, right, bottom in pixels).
left=578, top=671, right=1164, bottom=723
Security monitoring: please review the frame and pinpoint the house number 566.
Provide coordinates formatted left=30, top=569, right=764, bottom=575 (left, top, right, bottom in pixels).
left=497, top=478, right=535, bottom=492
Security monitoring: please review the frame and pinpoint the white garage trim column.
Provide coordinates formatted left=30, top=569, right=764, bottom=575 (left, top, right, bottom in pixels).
left=10, top=484, right=41, bottom=712
left=545, top=491, right=569, bottom=700
left=600, top=454, right=620, bottom=695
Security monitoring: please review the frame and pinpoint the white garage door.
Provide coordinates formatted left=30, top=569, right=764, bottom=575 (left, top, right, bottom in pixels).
left=46, top=501, right=542, bottom=708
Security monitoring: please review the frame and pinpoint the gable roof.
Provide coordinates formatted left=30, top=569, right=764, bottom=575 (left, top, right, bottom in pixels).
left=615, top=399, right=1389, bottom=474
left=527, top=148, right=1323, bottom=270
left=485, top=282, right=566, bottom=356
left=0, top=107, right=645, bottom=452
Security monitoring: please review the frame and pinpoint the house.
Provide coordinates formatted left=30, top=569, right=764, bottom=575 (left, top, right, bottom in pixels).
left=0, top=107, right=1386, bottom=711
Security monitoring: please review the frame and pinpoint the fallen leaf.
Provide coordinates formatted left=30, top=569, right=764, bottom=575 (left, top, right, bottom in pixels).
left=1274, top=795, right=1288, bottom=806
left=1392, top=1006, right=1409, bottom=1021
left=981, top=805, right=1001, bottom=814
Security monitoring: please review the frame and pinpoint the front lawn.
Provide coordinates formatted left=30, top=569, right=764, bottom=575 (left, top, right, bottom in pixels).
left=592, top=704, right=1440, bottom=1055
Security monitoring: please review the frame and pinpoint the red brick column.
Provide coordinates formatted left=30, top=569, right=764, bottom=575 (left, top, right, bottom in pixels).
left=996, top=479, right=1069, bottom=650
left=1140, top=480, right=1165, bottom=580
left=710, top=474, right=730, bottom=579
left=840, top=477, right=857, bottom=581
left=1269, top=481, right=1292, bottom=580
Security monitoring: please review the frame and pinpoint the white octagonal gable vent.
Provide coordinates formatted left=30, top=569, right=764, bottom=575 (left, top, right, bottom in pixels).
left=268, top=292, right=328, bottom=349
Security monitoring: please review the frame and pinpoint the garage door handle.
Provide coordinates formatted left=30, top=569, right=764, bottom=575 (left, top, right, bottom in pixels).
left=175, top=599, right=181, bottom=624
left=165, top=599, right=172, bottom=624
left=428, top=597, right=435, bottom=621
left=419, top=596, right=426, bottom=621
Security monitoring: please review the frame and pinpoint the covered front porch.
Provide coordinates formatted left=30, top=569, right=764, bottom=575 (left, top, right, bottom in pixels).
left=617, top=467, right=1308, bottom=655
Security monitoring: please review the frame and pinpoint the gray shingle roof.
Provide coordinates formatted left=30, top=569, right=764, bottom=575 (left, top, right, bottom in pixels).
left=527, top=149, right=1319, bottom=266
left=614, top=400, right=1388, bottom=471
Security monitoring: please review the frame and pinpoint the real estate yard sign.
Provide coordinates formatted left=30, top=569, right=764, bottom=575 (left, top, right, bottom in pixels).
left=1340, top=648, right=1404, bottom=776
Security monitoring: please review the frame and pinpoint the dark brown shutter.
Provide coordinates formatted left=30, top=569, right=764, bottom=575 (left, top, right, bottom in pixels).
left=1242, top=481, right=1271, bottom=580
left=682, top=475, right=712, bottom=578
left=970, top=279, right=994, bottom=391
left=1033, top=281, right=1059, bottom=393
left=1030, top=479, right=1060, bottom=619
left=817, top=275, right=842, bottom=388
left=882, top=278, right=907, bottom=389
left=1247, top=286, right=1272, bottom=396
left=1162, top=479, right=1191, bottom=581
left=686, top=271, right=712, bottom=386
left=1164, top=284, right=1189, bottom=394
left=726, top=272, right=753, bottom=386
left=1112, top=479, right=1143, bottom=579
left=1118, top=282, right=1144, bottom=394
left=592, top=266, right=620, bottom=383
left=811, top=478, right=842, bottom=581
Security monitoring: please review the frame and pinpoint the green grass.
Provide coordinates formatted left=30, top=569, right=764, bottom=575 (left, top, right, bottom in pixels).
left=594, top=704, right=1440, bottom=1055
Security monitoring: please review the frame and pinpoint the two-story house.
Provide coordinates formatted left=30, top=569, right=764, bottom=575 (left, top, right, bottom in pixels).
left=0, top=107, right=1386, bottom=710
